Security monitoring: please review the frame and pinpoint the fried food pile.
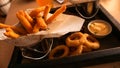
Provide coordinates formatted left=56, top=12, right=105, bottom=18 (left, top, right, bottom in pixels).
left=49, top=32, right=100, bottom=59
left=0, top=4, right=66, bottom=39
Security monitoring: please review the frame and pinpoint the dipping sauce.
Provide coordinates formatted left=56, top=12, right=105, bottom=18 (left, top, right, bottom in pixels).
left=88, top=20, right=112, bottom=37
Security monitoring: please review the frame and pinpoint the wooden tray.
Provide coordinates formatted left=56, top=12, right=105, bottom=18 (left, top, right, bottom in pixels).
left=9, top=4, right=120, bottom=68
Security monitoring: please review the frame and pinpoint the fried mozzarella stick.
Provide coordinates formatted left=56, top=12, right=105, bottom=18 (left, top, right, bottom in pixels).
left=29, top=6, right=45, bottom=18
left=0, top=23, right=11, bottom=28
left=43, top=5, right=52, bottom=21
left=4, top=28, right=20, bottom=39
left=0, top=23, right=27, bottom=35
left=33, top=17, right=47, bottom=33
left=11, top=26, right=28, bottom=35
left=46, top=4, right=66, bottom=24
left=24, top=11, right=34, bottom=26
left=16, top=10, right=33, bottom=33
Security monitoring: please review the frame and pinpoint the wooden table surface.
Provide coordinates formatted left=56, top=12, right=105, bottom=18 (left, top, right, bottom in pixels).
left=100, top=0, right=120, bottom=31
left=0, top=0, right=120, bottom=68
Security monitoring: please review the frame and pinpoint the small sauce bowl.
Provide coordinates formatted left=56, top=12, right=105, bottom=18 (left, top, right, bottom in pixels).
left=88, top=20, right=112, bottom=38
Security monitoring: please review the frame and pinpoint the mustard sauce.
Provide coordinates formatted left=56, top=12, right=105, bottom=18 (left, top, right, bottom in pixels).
left=89, top=21, right=110, bottom=35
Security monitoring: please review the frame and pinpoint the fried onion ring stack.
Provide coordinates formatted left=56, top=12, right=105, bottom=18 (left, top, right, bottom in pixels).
left=66, top=32, right=100, bottom=56
left=49, top=32, right=100, bottom=59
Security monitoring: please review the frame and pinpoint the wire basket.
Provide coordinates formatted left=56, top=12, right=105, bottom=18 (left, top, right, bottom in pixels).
left=21, top=38, right=53, bottom=60
left=70, top=0, right=100, bottom=19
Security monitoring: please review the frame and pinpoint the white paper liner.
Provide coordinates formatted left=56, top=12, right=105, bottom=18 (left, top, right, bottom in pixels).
left=0, top=0, right=11, bottom=14
left=56, top=0, right=64, bottom=4
left=0, top=2, right=11, bottom=14
left=0, top=0, right=9, bottom=5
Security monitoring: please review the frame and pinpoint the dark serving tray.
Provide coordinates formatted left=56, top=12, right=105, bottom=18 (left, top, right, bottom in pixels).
left=9, top=4, right=120, bottom=68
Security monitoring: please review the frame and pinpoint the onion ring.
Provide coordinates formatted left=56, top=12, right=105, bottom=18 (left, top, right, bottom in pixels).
left=49, top=45, right=69, bottom=59
left=84, top=33, right=100, bottom=49
left=82, top=44, right=92, bottom=52
left=66, top=32, right=85, bottom=47
left=69, top=45, right=83, bottom=56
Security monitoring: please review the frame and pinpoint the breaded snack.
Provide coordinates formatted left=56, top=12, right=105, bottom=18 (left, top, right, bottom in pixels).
left=11, top=26, right=28, bottom=35
left=29, top=6, right=45, bottom=18
left=46, top=4, right=66, bottom=24
left=4, top=28, right=20, bottom=39
left=49, top=45, right=69, bottom=59
left=16, top=10, right=33, bottom=33
left=24, top=11, right=34, bottom=25
left=43, top=5, right=52, bottom=21
left=0, top=23, right=11, bottom=28
left=33, top=16, right=47, bottom=33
